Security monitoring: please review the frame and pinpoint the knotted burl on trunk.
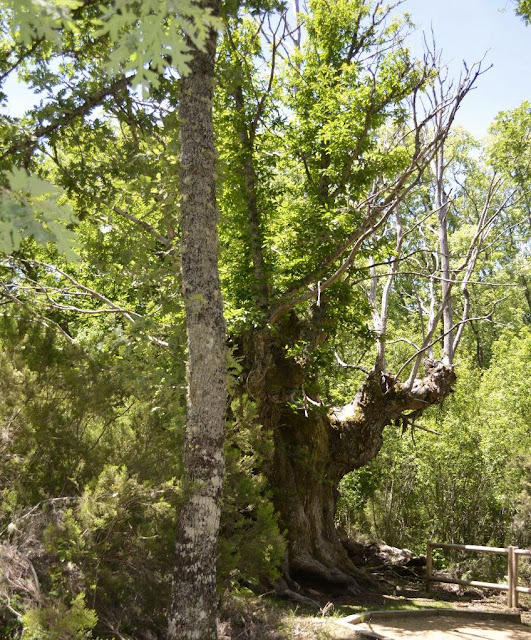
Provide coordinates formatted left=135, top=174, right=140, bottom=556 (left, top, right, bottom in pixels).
left=329, top=359, right=457, bottom=482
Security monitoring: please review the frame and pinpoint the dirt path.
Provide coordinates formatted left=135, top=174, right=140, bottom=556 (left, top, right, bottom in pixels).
left=349, top=612, right=531, bottom=639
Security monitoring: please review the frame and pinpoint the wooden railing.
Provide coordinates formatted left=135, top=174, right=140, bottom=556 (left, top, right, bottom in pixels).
left=426, top=542, right=531, bottom=608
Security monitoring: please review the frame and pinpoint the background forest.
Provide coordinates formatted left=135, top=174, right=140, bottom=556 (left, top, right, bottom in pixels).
left=0, top=0, right=530, bottom=638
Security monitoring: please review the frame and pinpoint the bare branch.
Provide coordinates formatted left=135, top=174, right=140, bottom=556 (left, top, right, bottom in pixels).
left=0, top=286, right=75, bottom=344
left=411, top=423, right=442, bottom=436
left=387, top=337, right=421, bottom=350
left=375, top=210, right=403, bottom=369
left=334, top=351, right=370, bottom=374
left=112, top=206, right=172, bottom=248
left=269, top=58, right=483, bottom=324
left=0, top=74, right=132, bottom=164
left=4, top=260, right=169, bottom=348
left=397, top=297, right=508, bottom=383
left=0, top=37, right=44, bottom=84
left=21, top=259, right=141, bottom=324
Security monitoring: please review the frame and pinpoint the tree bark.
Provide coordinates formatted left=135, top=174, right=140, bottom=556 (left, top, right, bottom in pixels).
left=168, top=2, right=225, bottom=638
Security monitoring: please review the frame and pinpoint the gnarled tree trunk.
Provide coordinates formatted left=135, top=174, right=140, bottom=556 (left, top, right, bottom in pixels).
left=245, top=330, right=456, bottom=590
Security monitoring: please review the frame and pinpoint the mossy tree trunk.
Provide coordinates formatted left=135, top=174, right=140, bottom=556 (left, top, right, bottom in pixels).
left=242, top=329, right=456, bottom=589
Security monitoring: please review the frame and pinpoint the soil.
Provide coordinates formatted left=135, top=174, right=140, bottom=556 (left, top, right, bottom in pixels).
left=285, top=590, right=531, bottom=640
left=350, top=613, right=531, bottom=639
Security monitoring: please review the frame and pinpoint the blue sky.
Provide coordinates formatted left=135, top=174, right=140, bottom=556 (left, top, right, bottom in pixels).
left=401, top=0, right=531, bottom=137
left=4, top=0, right=530, bottom=137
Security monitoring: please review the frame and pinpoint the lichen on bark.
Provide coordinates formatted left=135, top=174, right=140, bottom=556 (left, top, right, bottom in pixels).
left=167, top=1, right=226, bottom=638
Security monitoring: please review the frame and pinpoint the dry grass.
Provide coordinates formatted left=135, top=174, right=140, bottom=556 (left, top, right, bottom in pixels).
left=218, top=591, right=351, bottom=640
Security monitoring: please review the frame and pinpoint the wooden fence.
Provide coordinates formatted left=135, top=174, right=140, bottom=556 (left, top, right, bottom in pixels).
left=426, top=542, right=531, bottom=608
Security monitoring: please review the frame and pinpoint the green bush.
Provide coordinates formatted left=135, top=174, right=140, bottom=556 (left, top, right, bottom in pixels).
left=21, top=595, right=97, bottom=640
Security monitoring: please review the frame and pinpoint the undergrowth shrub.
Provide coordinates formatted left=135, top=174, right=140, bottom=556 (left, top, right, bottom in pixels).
left=220, top=395, right=286, bottom=590
left=21, top=594, right=97, bottom=640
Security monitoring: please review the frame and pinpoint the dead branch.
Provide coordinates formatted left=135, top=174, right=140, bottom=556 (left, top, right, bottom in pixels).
left=334, top=351, right=370, bottom=374
left=397, top=298, right=508, bottom=383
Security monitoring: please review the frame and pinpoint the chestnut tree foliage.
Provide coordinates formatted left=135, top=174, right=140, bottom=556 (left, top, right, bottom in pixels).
left=0, top=0, right=530, bottom=638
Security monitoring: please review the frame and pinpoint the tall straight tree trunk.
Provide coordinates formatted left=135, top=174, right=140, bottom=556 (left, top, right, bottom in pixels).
left=168, top=2, right=225, bottom=638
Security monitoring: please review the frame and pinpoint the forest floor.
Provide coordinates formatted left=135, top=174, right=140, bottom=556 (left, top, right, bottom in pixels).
left=219, top=542, right=531, bottom=639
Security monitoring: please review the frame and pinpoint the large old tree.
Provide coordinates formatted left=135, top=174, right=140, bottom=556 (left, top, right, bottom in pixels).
left=215, top=0, right=518, bottom=590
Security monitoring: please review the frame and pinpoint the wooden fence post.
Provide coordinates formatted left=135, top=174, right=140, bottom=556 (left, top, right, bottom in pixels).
left=513, top=547, right=519, bottom=609
left=426, top=542, right=432, bottom=593
left=507, top=546, right=515, bottom=608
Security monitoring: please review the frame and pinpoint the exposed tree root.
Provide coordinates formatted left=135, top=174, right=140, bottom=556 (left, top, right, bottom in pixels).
left=276, top=577, right=321, bottom=609
left=290, top=553, right=361, bottom=594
